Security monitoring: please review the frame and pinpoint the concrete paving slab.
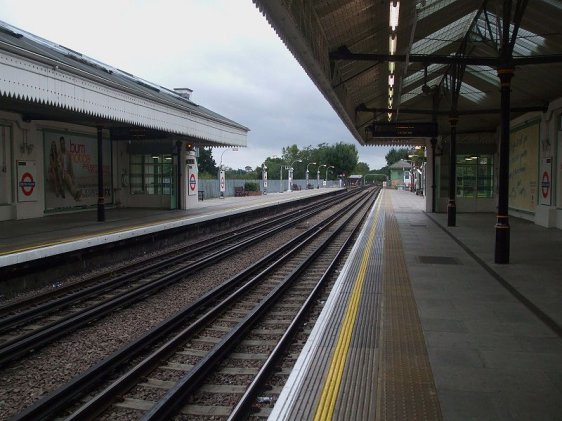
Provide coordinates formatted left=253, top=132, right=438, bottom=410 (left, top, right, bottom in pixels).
left=388, top=189, right=562, bottom=421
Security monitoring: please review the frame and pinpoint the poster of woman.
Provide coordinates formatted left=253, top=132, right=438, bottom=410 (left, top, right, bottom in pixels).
left=44, top=131, right=111, bottom=210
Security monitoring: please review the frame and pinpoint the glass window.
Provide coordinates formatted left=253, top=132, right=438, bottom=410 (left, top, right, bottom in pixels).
left=456, top=154, right=494, bottom=198
left=129, top=154, right=174, bottom=195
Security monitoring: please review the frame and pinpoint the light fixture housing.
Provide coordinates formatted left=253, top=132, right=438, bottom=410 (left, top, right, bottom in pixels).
left=390, top=1, right=400, bottom=31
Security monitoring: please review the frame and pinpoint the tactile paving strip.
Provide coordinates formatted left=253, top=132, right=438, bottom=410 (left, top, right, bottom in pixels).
left=332, top=192, right=385, bottom=420
left=379, top=193, right=442, bottom=420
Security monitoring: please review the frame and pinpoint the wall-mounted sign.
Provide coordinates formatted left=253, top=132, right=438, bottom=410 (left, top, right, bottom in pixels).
left=540, top=157, right=552, bottom=206
left=17, top=160, right=37, bottom=202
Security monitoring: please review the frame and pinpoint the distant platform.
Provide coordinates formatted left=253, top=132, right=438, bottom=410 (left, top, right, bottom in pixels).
left=0, top=188, right=339, bottom=267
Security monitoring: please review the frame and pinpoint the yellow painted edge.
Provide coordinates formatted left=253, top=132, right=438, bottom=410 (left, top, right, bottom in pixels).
left=313, top=191, right=383, bottom=420
left=0, top=201, right=275, bottom=257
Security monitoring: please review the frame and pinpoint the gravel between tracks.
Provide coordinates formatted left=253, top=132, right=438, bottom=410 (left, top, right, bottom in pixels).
left=0, top=202, right=342, bottom=419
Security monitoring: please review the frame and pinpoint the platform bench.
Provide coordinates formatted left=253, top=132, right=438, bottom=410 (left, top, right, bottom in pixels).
left=234, top=186, right=247, bottom=197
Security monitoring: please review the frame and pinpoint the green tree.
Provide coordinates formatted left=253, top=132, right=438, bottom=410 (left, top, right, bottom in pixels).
left=385, top=148, right=411, bottom=166
left=353, top=162, right=370, bottom=175
left=198, top=147, right=218, bottom=177
left=323, top=142, right=359, bottom=179
left=225, top=167, right=257, bottom=180
left=261, top=142, right=360, bottom=181
left=262, top=156, right=284, bottom=180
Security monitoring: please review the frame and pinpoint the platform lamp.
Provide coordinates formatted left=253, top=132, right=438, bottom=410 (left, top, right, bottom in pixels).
left=317, top=164, right=326, bottom=188
left=404, top=158, right=414, bottom=192
left=306, top=162, right=316, bottom=189
left=218, top=147, right=238, bottom=198
left=262, top=163, right=268, bottom=195
left=219, top=147, right=238, bottom=170
left=326, top=165, right=335, bottom=186
left=288, top=159, right=302, bottom=192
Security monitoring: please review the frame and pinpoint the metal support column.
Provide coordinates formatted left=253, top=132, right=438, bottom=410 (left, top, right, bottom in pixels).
left=495, top=67, right=514, bottom=263
left=430, top=137, right=437, bottom=213
left=176, top=141, right=182, bottom=210
left=430, top=90, right=440, bottom=213
left=97, top=127, right=105, bottom=222
left=447, top=115, right=458, bottom=226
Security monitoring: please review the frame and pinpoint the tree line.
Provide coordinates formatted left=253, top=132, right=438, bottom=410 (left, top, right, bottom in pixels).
left=198, top=143, right=419, bottom=182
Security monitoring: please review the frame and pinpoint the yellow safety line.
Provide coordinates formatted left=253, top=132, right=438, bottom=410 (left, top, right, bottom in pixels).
left=0, top=217, right=197, bottom=256
left=313, top=191, right=383, bottom=421
left=0, top=200, right=281, bottom=257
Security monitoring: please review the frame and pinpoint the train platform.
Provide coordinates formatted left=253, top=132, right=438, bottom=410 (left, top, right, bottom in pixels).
left=270, top=188, right=562, bottom=421
left=0, top=188, right=337, bottom=267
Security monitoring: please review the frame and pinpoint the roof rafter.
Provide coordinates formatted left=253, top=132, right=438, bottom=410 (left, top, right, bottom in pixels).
left=329, top=47, right=562, bottom=66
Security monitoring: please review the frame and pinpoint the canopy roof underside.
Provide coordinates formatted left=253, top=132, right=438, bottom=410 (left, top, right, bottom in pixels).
left=253, top=0, right=562, bottom=146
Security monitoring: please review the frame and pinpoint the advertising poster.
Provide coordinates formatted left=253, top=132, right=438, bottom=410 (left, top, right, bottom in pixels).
left=509, top=122, right=539, bottom=212
left=44, top=131, right=111, bottom=210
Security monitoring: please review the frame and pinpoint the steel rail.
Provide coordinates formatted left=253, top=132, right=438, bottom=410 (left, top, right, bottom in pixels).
left=68, top=190, right=374, bottom=421
left=140, top=189, right=377, bottom=420
left=0, top=191, right=359, bottom=366
left=228, top=191, right=375, bottom=419
left=9, top=189, right=374, bottom=421
left=0, top=190, right=353, bottom=320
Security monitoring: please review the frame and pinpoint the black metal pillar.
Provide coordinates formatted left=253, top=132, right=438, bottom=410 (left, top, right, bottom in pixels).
left=431, top=90, right=439, bottom=213
left=431, top=137, right=437, bottom=213
left=447, top=115, right=458, bottom=226
left=495, top=67, right=513, bottom=263
left=97, top=127, right=105, bottom=222
left=176, top=141, right=182, bottom=210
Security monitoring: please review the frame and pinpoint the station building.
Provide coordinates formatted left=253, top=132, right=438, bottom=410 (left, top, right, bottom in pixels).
left=0, top=20, right=248, bottom=222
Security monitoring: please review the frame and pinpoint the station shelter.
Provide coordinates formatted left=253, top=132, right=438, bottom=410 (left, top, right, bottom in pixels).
left=0, top=20, right=248, bottom=222
left=253, top=0, right=562, bottom=263
left=389, top=159, right=412, bottom=190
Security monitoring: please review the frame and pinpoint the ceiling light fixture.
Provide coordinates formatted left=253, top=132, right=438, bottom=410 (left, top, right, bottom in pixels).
left=389, top=35, right=397, bottom=55
left=390, top=1, right=400, bottom=31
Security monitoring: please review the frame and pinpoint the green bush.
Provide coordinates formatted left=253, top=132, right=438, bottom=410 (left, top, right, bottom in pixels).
left=244, top=182, right=260, bottom=191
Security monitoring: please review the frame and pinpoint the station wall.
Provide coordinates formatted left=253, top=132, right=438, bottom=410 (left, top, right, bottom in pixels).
left=0, top=109, right=198, bottom=221
left=433, top=96, right=562, bottom=230
left=510, top=102, right=561, bottom=229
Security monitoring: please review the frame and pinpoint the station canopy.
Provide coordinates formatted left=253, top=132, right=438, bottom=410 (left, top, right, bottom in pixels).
left=0, top=20, right=248, bottom=147
left=253, top=0, right=562, bottom=147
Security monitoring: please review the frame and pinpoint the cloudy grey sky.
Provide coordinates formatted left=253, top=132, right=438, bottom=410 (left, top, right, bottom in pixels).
left=1, top=0, right=390, bottom=170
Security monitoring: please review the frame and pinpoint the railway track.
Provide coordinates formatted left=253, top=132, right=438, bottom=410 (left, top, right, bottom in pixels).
left=0, top=190, right=349, bottom=319
left=0, top=190, right=361, bottom=366
left=11, top=187, right=379, bottom=420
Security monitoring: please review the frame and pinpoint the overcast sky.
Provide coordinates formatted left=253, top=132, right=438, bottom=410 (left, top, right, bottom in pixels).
left=1, top=0, right=390, bottom=170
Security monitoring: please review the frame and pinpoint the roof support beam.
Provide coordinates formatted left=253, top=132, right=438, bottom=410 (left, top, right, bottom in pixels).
left=356, top=105, right=546, bottom=116
left=329, top=46, right=562, bottom=66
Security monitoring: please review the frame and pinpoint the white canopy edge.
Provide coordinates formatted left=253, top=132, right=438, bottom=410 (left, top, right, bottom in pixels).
left=0, top=50, right=248, bottom=146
